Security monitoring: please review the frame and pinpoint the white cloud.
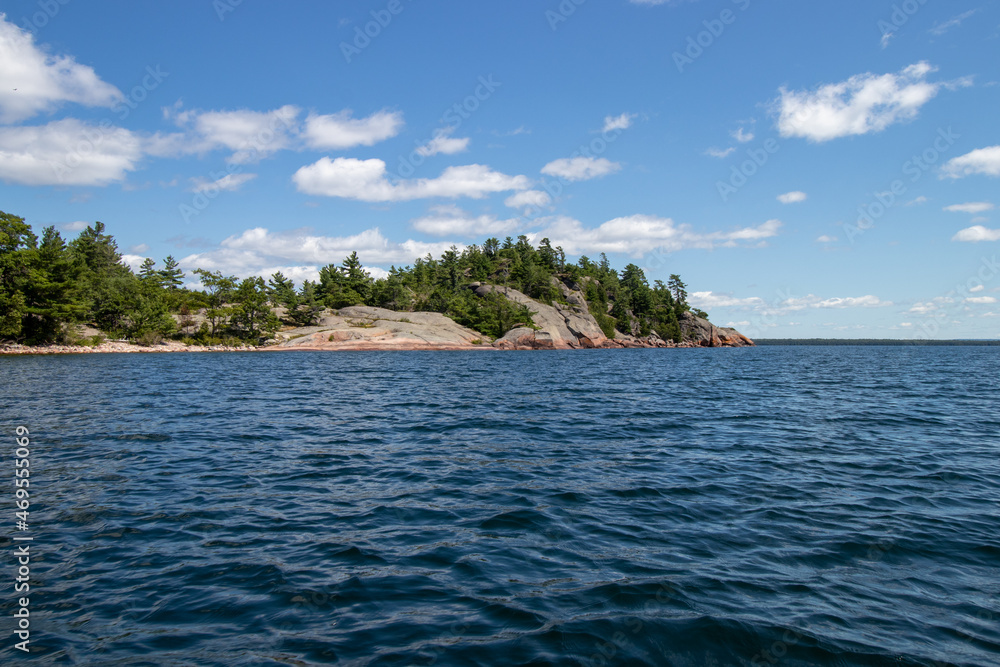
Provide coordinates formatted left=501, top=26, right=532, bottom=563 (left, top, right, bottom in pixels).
left=966, top=296, right=998, bottom=304
left=906, top=196, right=929, bottom=206
left=941, top=146, right=1000, bottom=179
left=191, top=173, right=257, bottom=193
left=411, top=205, right=520, bottom=238
left=128, top=243, right=150, bottom=254
left=774, top=62, right=944, bottom=142
left=817, top=235, right=837, bottom=243
left=0, top=14, right=123, bottom=123
left=706, top=147, right=736, bottom=159
left=731, top=127, right=754, bottom=143
left=120, top=254, right=147, bottom=272
left=952, top=225, right=1000, bottom=242
left=930, top=10, right=978, bottom=35
left=691, top=291, right=891, bottom=313
left=536, top=215, right=781, bottom=257
left=154, top=104, right=300, bottom=164
left=293, top=157, right=530, bottom=202
left=970, top=285, right=985, bottom=293
left=602, top=113, right=635, bottom=132
left=541, top=156, right=621, bottom=182
left=0, top=119, right=142, bottom=186
left=691, top=292, right=766, bottom=309
left=181, top=227, right=460, bottom=277
left=806, top=295, right=891, bottom=309
left=505, top=190, right=552, bottom=211
left=61, top=221, right=89, bottom=232
left=303, top=109, right=403, bottom=150
left=880, top=32, right=894, bottom=50
left=777, top=191, right=807, bottom=204
left=416, top=127, right=469, bottom=157
left=944, top=202, right=994, bottom=214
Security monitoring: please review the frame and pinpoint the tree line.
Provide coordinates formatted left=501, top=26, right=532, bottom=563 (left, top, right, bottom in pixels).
left=1, top=211, right=704, bottom=346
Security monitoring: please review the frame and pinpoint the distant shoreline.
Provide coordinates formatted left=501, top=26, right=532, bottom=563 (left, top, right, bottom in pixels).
left=754, top=339, right=1000, bottom=346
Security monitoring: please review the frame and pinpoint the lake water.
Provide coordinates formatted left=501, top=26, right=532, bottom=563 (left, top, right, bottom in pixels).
left=2, top=347, right=999, bottom=666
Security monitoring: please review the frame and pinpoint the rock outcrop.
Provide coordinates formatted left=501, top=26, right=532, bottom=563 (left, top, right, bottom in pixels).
left=270, top=306, right=491, bottom=351
left=473, top=282, right=608, bottom=350
left=679, top=311, right=754, bottom=348
left=263, top=285, right=753, bottom=352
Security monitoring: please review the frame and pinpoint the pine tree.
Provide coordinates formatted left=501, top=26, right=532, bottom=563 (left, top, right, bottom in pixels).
left=159, top=255, right=184, bottom=289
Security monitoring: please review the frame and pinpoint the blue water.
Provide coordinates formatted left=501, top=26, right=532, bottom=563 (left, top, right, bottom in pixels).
left=2, top=347, right=999, bottom=666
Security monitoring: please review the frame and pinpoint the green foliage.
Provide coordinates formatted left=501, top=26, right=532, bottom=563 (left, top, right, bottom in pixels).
left=1, top=209, right=698, bottom=347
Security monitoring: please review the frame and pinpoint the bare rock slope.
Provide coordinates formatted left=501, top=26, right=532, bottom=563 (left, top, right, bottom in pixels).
left=269, top=285, right=754, bottom=351
left=271, top=306, right=490, bottom=351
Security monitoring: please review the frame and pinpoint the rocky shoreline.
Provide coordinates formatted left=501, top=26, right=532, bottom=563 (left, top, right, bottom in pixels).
left=0, top=341, right=259, bottom=355
left=2, top=282, right=754, bottom=356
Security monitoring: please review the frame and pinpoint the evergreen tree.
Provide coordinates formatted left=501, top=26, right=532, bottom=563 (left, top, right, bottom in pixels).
left=232, top=276, right=279, bottom=340
left=159, top=255, right=184, bottom=289
left=668, top=274, right=688, bottom=306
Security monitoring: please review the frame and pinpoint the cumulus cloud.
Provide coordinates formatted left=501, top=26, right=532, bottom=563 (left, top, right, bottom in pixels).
left=190, top=173, right=256, bottom=193
left=504, top=190, right=552, bottom=211
left=302, top=109, right=403, bottom=150
left=535, top=215, right=781, bottom=257
left=293, top=157, right=530, bottom=202
left=941, top=146, right=1000, bottom=179
left=944, top=202, right=994, bottom=214
left=411, top=205, right=521, bottom=238
left=416, top=127, right=470, bottom=157
left=541, top=156, right=620, bottom=182
left=0, top=15, right=124, bottom=123
left=952, top=225, right=1000, bottom=242
left=602, top=113, right=635, bottom=132
left=773, top=62, right=945, bottom=142
left=817, top=235, right=837, bottom=243
left=777, top=191, right=807, bottom=204
left=690, top=292, right=766, bottom=310
left=154, top=104, right=300, bottom=164
left=0, top=119, right=142, bottom=186
left=180, top=227, right=460, bottom=279
left=966, top=296, right=998, bottom=304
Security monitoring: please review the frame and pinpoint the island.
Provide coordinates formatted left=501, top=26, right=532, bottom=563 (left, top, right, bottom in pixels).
left=0, top=212, right=753, bottom=354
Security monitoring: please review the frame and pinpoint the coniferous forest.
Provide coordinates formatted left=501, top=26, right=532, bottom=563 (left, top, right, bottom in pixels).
left=0, top=211, right=705, bottom=346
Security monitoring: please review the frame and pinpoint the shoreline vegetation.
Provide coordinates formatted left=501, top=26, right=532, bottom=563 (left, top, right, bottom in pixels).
left=1, top=210, right=754, bottom=354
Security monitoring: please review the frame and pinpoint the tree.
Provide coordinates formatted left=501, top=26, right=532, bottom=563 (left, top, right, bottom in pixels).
left=21, top=227, right=84, bottom=342
left=668, top=274, right=688, bottom=306
left=232, top=276, right=279, bottom=340
left=267, top=271, right=298, bottom=319
left=139, top=258, right=160, bottom=283
left=0, top=211, right=37, bottom=339
left=290, top=280, right=323, bottom=327
left=159, top=255, right=184, bottom=289
left=194, top=269, right=237, bottom=336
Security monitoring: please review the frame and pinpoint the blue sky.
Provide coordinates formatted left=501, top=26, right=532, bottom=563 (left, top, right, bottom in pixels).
left=1, top=0, right=999, bottom=339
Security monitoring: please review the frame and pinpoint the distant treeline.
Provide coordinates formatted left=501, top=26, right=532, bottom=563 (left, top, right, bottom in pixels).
left=755, top=339, right=1000, bottom=346
left=1, top=210, right=702, bottom=346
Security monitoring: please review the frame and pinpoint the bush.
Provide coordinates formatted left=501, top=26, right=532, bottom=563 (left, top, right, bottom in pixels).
left=135, top=331, right=163, bottom=347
